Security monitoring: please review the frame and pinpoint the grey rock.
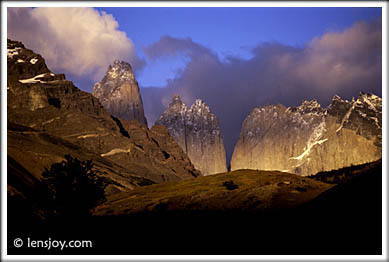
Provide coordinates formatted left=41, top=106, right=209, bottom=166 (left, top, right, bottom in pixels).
left=156, top=95, right=227, bottom=175
left=231, top=94, right=381, bottom=176
left=93, top=60, right=147, bottom=125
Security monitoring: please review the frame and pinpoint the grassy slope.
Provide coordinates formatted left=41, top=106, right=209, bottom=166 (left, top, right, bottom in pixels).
left=8, top=162, right=381, bottom=255
left=95, top=169, right=332, bottom=215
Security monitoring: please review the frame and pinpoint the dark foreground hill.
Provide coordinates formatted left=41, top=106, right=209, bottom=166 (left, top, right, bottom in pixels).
left=8, top=160, right=381, bottom=255
left=308, top=159, right=381, bottom=184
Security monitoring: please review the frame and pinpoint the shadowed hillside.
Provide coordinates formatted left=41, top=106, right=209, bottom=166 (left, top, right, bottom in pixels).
left=308, top=159, right=381, bottom=184
left=94, top=169, right=332, bottom=215
left=8, top=161, right=381, bottom=255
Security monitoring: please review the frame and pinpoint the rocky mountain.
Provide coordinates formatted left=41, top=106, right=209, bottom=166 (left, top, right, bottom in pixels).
left=92, top=60, right=147, bottom=125
left=7, top=39, right=200, bottom=199
left=231, top=94, right=382, bottom=176
left=6, top=38, right=381, bottom=256
left=155, top=95, right=227, bottom=175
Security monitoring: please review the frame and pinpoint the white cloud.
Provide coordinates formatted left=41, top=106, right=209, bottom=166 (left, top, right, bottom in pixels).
left=7, top=7, right=144, bottom=80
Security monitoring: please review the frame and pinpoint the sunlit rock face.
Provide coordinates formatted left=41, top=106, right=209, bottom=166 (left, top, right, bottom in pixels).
left=156, top=95, right=227, bottom=175
left=231, top=94, right=382, bottom=176
left=7, top=38, right=200, bottom=192
left=155, top=95, right=188, bottom=151
left=93, top=60, right=147, bottom=125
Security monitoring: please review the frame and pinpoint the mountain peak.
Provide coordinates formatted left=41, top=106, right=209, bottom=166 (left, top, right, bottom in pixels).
left=173, top=94, right=182, bottom=101
left=105, top=60, right=135, bottom=82
left=194, top=99, right=204, bottom=105
left=92, top=60, right=147, bottom=125
left=300, top=99, right=320, bottom=108
left=331, top=94, right=352, bottom=104
left=189, top=99, right=211, bottom=115
left=357, top=91, right=381, bottom=102
left=156, top=95, right=227, bottom=176
left=165, top=94, right=187, bottom=114
left=7, top=38, right=51, bottom=82
left=171, top=94, right=185, bottom=107
left=332, top=94, right=341, bottom=101
left=356, top=91, right=382, bottom=113
left=297, top=99, right=324, bottom=115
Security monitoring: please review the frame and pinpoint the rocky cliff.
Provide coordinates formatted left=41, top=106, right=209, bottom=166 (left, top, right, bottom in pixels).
left=156, top=95, right=227, bottom=175
left=231, top=94, right=382, bottom=176
left=7, top=39, right=200, bottom=198
left=92, top=60, right=147, bottom=125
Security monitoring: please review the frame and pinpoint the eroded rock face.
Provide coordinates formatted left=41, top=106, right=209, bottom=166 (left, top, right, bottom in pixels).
left=155, top=95, right=187, bottom=150
left=93, top=60, right=147, bottom=125
left=7, top=39, right=200, bottom=197
left=156, top=95, right=227, bottom=175
left=231, top=94, right=382, bottom=176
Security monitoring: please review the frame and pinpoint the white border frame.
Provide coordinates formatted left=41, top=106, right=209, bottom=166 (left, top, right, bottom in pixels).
left=1, top=1, right=387, bottom=261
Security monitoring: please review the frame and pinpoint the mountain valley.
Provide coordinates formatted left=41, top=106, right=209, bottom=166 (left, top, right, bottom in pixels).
left=6, top=38, right=383, bottom=256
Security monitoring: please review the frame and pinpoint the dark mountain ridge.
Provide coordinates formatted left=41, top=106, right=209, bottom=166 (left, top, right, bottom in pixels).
left=7, top=38, right=201, bottom=198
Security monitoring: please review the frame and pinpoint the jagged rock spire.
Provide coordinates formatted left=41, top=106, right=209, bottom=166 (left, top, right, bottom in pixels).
left=231, top=94, right=381, bottom=176
left=156, top=96, right=227, bottom=176
left=93, top=60, right=147, bottom=125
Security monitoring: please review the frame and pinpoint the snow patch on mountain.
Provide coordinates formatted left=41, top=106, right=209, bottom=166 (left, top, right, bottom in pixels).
left=156, top=95, right=227, bottom=175
left=18, top=73, right=55, bottom=84
left=231, top=92, right=381, bottom=176
left=290, top=120, right=327, bottom=161
left=92, top=60, right=147, bottom=125
left=101, top=147, right=132, bottom=157
left=336, top=101, right=356, bottom=133
left=7, top=47, right=22, bottom=58
left=30, top=58, right=39, bottom=64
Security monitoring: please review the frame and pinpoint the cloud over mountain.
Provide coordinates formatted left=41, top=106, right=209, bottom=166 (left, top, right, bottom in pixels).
left=7, top=8, right=381, bottom=162
left=7, top=7, right=145, bottom=80
left=141, top=18, right=382, bottom=161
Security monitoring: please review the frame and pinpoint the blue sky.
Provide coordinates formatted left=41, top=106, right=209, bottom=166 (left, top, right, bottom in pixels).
left=95, top=7, right=382, bottom=87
